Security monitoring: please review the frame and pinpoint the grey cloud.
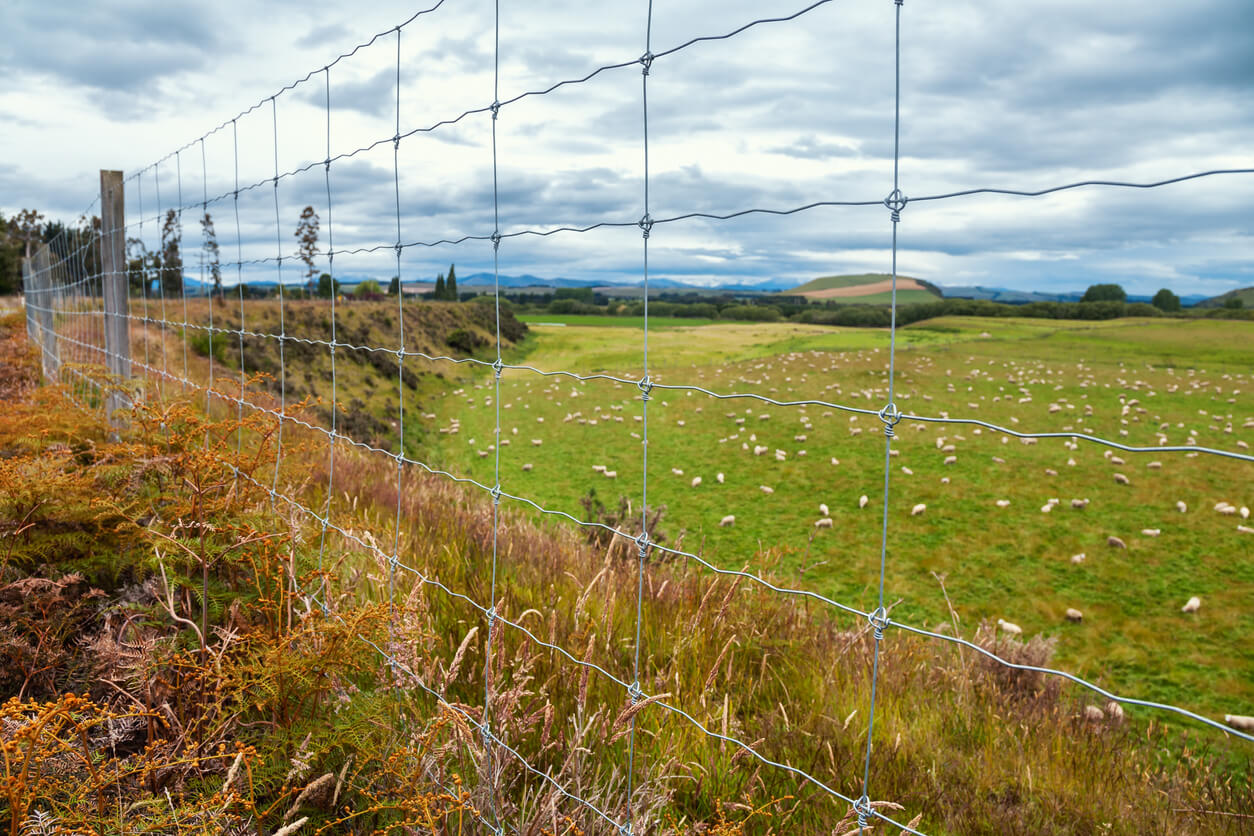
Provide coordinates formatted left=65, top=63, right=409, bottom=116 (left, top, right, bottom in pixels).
left=296, top=67, right=398, bottom=119
left=296, top=23, right=349, bottom=50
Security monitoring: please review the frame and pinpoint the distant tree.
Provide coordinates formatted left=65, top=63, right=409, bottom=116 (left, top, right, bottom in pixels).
left=294, top=206, right=320, bottom=283
left=159, top=209, right=183, bottom=296
left=445, top=263, right=458, bottom=301
left=125, top=237, right=156, bottom=295
left=1224, top=295, right=1244, bottom=309
left=317, top=272, right=339, bottom=299
left=201, top=212, right=222, bottom=301
left=1081, top=283, right=1127, bottom=303
left=11, top=208, right=45, bottom=260
left=354, top=279, right=382, bottom=298
left=388, top=275, right=400, bottom=295
left=1151, top=288, right=1181, bottom=312
left=434, top=272, right=446, bottom=300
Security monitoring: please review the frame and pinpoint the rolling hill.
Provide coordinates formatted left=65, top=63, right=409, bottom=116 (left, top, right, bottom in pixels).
left=1196, top=286, right=1254, bottom=308
left=783, top=273, right=944, bottom=304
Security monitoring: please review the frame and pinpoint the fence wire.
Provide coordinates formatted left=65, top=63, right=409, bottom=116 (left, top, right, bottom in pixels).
left=20, top=1, right=1254, bottom=833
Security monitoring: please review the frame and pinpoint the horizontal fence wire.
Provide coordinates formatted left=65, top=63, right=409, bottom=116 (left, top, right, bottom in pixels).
left=19, top=0, right=1254, bottom=832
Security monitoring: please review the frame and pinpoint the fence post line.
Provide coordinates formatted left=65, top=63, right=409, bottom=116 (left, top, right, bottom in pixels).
left=22, top=257, right=37, bottom=346
left=31, top=245, right=58, bottom=380
left=100, top=169, right=131, bottom=424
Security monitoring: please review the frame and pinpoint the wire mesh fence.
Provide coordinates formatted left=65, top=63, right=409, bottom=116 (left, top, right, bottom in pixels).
left=19, top=1, right=1254, bottom=832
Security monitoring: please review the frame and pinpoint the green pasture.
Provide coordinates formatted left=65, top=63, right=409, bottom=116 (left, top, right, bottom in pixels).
left=422, top=314, right=1254, bottom=722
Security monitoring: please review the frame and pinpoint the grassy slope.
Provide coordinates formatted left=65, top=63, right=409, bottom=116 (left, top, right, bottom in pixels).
left=1197, top=286, right=1254, bottom=308
left=784, top=273, right=939, bottom=296
left=427, top=315, right=1254, bottom=724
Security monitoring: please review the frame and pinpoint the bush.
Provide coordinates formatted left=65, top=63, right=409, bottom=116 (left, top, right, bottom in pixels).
left=446, top=327, right=486, bottom=354
left=719, top=304, right=781, bottom=322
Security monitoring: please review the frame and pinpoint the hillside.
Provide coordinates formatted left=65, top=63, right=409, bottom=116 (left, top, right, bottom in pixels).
left=1197, top=286, right=1254, bottom=308
left=783, top=273, right=944, bottom=303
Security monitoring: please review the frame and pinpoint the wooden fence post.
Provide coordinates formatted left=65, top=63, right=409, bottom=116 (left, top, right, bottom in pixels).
left=31, top=245, right=58, bottom=380
left=100, top=169, right=131, bottom=422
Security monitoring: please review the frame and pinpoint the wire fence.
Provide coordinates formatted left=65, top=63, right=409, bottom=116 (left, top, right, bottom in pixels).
left=19, top=1, right=1254, bottom=833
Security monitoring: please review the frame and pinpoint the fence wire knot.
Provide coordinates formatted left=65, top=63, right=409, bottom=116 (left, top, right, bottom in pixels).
left=485, top=605, right=497, bottom=625
left=639, top=213, right=654, bottom=239
left=640, top=51, right=654, bottom=75
left=490, top=484, right=502, bottom=506
left=635, top=531, right=651, bottom=558
left=323, top=158, right=331, bottom=172
left=627, top=680, right=644, bottom=703
left=492, top=358, right=504, bottom=379
left=490, top=100, right=501, bottom=120
left=637, top=375, right=653, bottom=401
left=868, top=606, right=890, bottom=640
left=853, top=795, right=873, bottom=829
left=491, top=231, right=502, bottom=251
left=619, top=823, right=633, bottom=836
left=883, top=188, right=907, bottom=222
left=393, top=134, right=401, bottom=151
left=481, top=722, right=494, bottom=748
left=877, top=402, right=903, bottom=437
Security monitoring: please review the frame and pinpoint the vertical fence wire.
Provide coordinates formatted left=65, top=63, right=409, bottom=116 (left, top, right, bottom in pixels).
left=271, top=96, right=288, bottom=500
left=316, top=66, right=339, bottom=613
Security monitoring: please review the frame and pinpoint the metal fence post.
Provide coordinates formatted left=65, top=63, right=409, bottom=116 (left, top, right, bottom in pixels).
left=31, top=245, right=58, bottom=380
left=100, top=169, right=131, bottom=423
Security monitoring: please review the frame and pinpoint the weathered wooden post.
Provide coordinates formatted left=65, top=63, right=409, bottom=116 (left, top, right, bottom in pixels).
left=31, top=245, right=58, bottom=380
left=22, top=257, right=36, bottom=345
left=100, top=169, right=131, bottom=422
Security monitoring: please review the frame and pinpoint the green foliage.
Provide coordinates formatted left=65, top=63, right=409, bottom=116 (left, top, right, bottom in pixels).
left=1224, top=295, right=1244, bottom=309
left=316, top=272, right=338, bottom=298
left=719, top=304, right=781, bottom=321
left=445, top=263, right=458, bottom=300
left=445, top=327, right=485, bottom=354
left=1152, top=288, right=1182, bottom=312
left=354, top=279, right=382, bottom=298
left=388, top=275, right=400, bottom=295
left=1081, top=282, right=1127, bottom=303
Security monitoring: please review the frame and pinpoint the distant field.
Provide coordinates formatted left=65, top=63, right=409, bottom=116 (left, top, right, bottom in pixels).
left=425, top=315, right=1254, bottom=723
left=516, top=314, right=720, bottom=329
left=809, top=288, right=941, bottom=306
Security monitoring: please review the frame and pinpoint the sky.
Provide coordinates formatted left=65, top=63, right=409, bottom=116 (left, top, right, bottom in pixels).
left=1, top=0, right=1251, bottom=296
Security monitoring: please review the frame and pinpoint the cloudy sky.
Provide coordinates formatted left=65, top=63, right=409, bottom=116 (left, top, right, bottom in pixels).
left=2, top=0, right=1251, bottom=295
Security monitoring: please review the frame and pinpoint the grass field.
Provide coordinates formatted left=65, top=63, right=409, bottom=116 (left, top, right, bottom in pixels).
left=421, top=314, right=1254, bottom=725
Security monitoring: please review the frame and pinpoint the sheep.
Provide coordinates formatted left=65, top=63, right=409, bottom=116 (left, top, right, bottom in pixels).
left=670, top=467, right=683, bottom=476
left=531, top=439, right=543, bottom=446
left=604, top=470, right=618, bottom=479
left=1225, top=715, right=1254, bottom=732
left=1083, top=705, right=1105, bottom=722
left=1041, top=503, right=1054, bottom=513
left=943, top=455, right=958, bottom=465
left=759, top=485, right=774, bottom=494
left=1070, top=553, right=1086, bottom=564
left=592, top=465, right=607, bottom=473
left=901, top=466, right=914, bottom=476
left=1181, top=596, right=1201, bottom=613
left=1176, top=500, right=1187, bottom=513
left=1243, top=506, right=1251, bottom=520
left=814, top=517, right=833, bottom=528
left=522, top=463, right=533, bottom=472
left=1113, top=473, right=1130, bottom=485
left=997, top=618, right=1022, bottom=636
left=819, top=503, right=830, bottom=516
left=775, top=450, right=787, bottom=461
left=691, top=476, right=702, bottom=488
left=1107, top=536, right=1127, bottom=549
left=830, top=457, right=840, bottom=466
left=754, top=445, right=768, bottom=456
left=1239, top=525, right=1254, bottom=534
left=859, top=495, right=869, bottom=508
left=1140, top=528, right=1161, bottom=537
left=719, top=515, right=735, bottom=527
left=1065, top=608, right=1083, bottom=623
left=1214, top=502, right=1236, bottom=515
left=716, top=472, right=725, bottom=484
left=1045, top=468, right=1058, bottom=476
left=995, top=499, right=1011, bottom=508
left=1111, top=455, right=1125, bottom=466
left=1147, top=461, right=1162, bottom=469
left=1071, top=498, right=1089, bottom=509
left=911, top=503, right=927, bottom=516
left=1106, top=701, right=1125, bottom=722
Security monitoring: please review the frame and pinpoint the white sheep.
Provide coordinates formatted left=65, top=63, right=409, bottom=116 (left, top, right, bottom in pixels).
left=1083, top=705, right=1105, bottom=722
left=1181, top=596, right=1201, bottom=613
left=754, top=445, right=768, bottom=456
left=997, top=618, right=1022, bottom=636
left=671, top=467, right=683, bottom=476
left=1147, top=461, right=1162, bottom=469
left=592, top=465, right=607, bottom=473
left=1113, top=473, right=1130, bottom=485
left=1225, top=715, right=1254, bottom=732
left=716, top=472, right=725, bottom=484
left=859, top=495, right=869, bottom=509
left=819, top=503, right=830, bottom=516
left=1141, top=528, right=1161, bottom=537
left=522, top=463, right=533, bottom=472
left=814, top=517, right=833, bottom=528
left=944, top=455, right=957, bottom=465
left=1065, top=608, right=1083, bottom=623
left=719, top=515, right=735, bottom=527
left=531, top=439, right=543, bottom=446
left=604, top=470, right=618, bottom=479
left=1106, top=701, right=1125, bottom=722
left=911, top=503, right=926, bottom=516
left=691, top=476, right=702, bottom=488
left=1071, top=498, right=1089, bottom=509
left=759, top=485, right=774, bottom=494
left=1176, top=501, right=1187, bottom=513
left=1070, top=553, right=1086, bottom=564
left=1107, top=536, right=1127, bottom=549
